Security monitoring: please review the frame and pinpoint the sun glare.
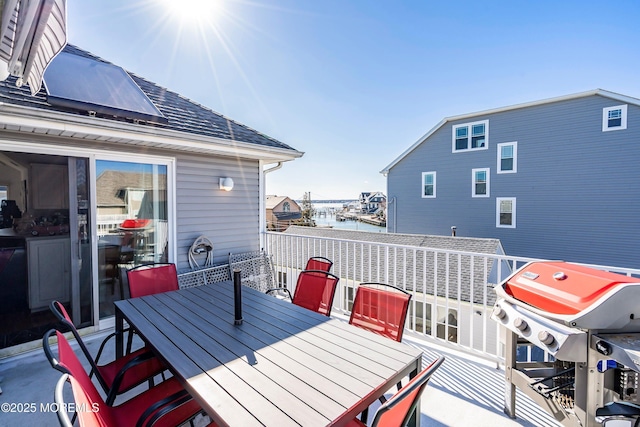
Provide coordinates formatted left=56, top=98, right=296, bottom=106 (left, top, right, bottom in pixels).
left=160, top=0, right=224, bottom=24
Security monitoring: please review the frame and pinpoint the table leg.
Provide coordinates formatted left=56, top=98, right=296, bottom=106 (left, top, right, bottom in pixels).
left=407, top=358, right=422, bottom=427
left=115, top=307, right=124, bottom=359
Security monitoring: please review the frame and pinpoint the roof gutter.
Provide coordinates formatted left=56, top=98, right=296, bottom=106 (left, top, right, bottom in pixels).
left=0, top=102, right=304, bottom=162
left=263, top=161, right=284, bottom=174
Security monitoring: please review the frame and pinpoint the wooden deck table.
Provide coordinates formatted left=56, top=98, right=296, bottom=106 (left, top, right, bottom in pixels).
left=115, top=280, right=423, bottom=427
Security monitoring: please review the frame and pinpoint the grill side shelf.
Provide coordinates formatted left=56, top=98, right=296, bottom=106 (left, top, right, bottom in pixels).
left=593, top=333, right=640, bottom=373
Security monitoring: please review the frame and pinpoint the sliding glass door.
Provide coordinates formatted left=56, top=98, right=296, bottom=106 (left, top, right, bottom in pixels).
left=96, top=160, right=168, bottom=318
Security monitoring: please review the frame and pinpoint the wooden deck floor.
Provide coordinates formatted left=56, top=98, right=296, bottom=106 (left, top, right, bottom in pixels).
left=0, top=328, right=560, bottom=427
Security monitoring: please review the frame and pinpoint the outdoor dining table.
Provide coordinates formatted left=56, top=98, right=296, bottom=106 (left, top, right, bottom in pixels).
left=114, top=280, right=423, bottom=427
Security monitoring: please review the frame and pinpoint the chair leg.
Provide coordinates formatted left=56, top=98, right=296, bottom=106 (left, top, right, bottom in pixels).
left=360, top=407, right=369, bottom=424
left=126, top=330, right=134, bottom=354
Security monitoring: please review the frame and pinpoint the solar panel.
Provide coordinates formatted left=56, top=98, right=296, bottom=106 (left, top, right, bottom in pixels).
left=43, top=52, right=167, bottom=124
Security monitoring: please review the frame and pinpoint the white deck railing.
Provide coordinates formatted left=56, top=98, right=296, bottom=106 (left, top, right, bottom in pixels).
left=265, top=231, right=640, bottom=364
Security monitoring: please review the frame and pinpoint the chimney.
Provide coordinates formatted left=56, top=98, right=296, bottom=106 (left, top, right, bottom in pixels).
left=451, top=226, right=457, bottom=237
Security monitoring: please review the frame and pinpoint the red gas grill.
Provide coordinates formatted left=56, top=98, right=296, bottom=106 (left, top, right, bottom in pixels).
left=492, top=261, right=640, bottom=427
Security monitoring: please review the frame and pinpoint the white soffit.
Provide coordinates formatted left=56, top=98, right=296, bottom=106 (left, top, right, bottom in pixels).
left=0, top=102, right=304, bottom=162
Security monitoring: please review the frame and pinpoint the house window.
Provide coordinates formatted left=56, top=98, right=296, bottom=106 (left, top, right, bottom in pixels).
left=436, top=306, right=458, bottom=343
left=452, top=120, right=489, bottom=152
left=472, top=168, right=489, bottom=197
left=497, top=142, right=517, bottom=173
left=422, top=172, right=436, bottom=198
left=283, top=202, right=290, bottom=212
left=602, top=105, right=627, bottom=131
left=496, top=197, right=516, bottom=228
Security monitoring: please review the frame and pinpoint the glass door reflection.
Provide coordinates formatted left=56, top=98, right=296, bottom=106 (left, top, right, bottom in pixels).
left=96, top=160, right=168, bottom=318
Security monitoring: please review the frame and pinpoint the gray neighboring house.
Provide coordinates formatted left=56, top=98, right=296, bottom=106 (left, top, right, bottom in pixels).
left=381, top=89, right=640, bottom=269
left=0, top=44, right=302, bottom=352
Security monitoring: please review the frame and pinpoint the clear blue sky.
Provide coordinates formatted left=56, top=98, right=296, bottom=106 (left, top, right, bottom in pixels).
left=67, top=0, right=640, bottom=200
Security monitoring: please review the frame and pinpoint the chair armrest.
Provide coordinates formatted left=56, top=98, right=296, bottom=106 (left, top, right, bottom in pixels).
left=94, top=328, right=139, bottom=362
left=136, top=389, right=193, bottom=427
left=54, top=374, right=74, bottom=427
left=105, top=351, right=158, bottom=406
left=265, top=287, right=293, bottom=300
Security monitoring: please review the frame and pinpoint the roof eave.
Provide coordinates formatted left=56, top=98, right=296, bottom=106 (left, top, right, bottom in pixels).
left=0, top=102, right=304, bottom=162
left=380, top=89, right=640, bottom=174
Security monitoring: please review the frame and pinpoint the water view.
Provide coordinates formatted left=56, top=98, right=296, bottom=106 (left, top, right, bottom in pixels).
left=312, top=202, right=386, bottom=233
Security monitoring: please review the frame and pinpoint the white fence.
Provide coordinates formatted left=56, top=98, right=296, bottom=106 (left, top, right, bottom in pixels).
left=96, top=215, right=128, bottom=237
left=265, top=231, right=640, bottom=363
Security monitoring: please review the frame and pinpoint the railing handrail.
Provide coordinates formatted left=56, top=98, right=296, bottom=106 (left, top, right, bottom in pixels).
left=264, top=230, right=640, bottom=365
left=266, top=231, right=640, bottom=276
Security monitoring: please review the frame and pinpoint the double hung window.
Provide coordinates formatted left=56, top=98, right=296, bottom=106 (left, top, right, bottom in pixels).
left=472, top=168, right=489, bottom=197
left=496, top=197, right=516, bottom=228
left=497, top=142, right=517, bottom=173
left=452, top=120, right=489, bottom=152
left=602, top=105, right=627, bottom=131
left=422, top=172, right=436, bottom=198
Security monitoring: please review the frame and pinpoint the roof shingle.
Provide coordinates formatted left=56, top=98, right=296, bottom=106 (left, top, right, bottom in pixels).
left=0, top=44, right=296, bottom=152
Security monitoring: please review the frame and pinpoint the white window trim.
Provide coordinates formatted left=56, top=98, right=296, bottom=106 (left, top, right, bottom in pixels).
left=421, top=171, right=436, bottom=198
left=497, top=141, right=517, bottom=174
left=472, top=168, right=490, bottom=198
left=496, top=197, right=516, bottom=228
left=602, top=105, right=627, bottom=132
left=452, top=119, right=489, bottom=153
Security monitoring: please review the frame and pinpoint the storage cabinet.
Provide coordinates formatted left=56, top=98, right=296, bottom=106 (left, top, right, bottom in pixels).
left=27, top=236, right=70, bottom=311
left=29, top=163, right=69, bottom=209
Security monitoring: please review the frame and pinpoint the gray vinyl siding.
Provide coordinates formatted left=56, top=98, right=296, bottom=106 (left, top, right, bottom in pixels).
left=175, top=153, right=260, bottom=270
left=388, top=94, right=640, bottom=269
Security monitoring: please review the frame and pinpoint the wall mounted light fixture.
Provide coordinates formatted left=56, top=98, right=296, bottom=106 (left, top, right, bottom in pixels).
left=219, top=177, right=234, bottom=191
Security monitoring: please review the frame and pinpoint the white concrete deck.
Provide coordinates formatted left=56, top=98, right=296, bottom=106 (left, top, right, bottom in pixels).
left=0, top=329, right=560, bottom=427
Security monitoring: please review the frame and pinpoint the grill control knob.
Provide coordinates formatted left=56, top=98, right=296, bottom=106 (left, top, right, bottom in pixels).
left=493, top=306, right=507, bottom=320
left=514, top=317, right=529, bottom=333
left=538, top=330, right=556, bottom=347
left=596, top=340, right=612, bottom=356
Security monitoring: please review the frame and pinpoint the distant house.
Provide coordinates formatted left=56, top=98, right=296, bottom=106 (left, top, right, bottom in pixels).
left=381, top=89, right=640, bottom=269
left=359, top=191, right=386, bottom=214
left=96, top=170, right=167, bottom=218
left=266, top=195, right=302, bottom=232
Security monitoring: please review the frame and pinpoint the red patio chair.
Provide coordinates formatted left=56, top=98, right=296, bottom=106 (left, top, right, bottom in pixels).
left=266, top=270, right=340, bottom=317
left=127, top=263, right=179, bottom=298
left=345, top=356, right=445, bottom=427
left=50, top=301, right=166, bottom=406
left=44, top=329, right=207, bottom=427
left=349, top=283, right=412, bottom=342
left=126, top=263, right=180, bottom=353
left=305, top=256, right=333, bottom=272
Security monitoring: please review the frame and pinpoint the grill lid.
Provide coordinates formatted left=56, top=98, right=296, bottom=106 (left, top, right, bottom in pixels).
left=504, top=262, right=639, bottom=315
left=495, top=262, right=640, bottom=330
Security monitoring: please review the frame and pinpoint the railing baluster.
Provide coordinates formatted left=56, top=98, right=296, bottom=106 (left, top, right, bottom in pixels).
left=263, top=230, right=640, bottom=364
